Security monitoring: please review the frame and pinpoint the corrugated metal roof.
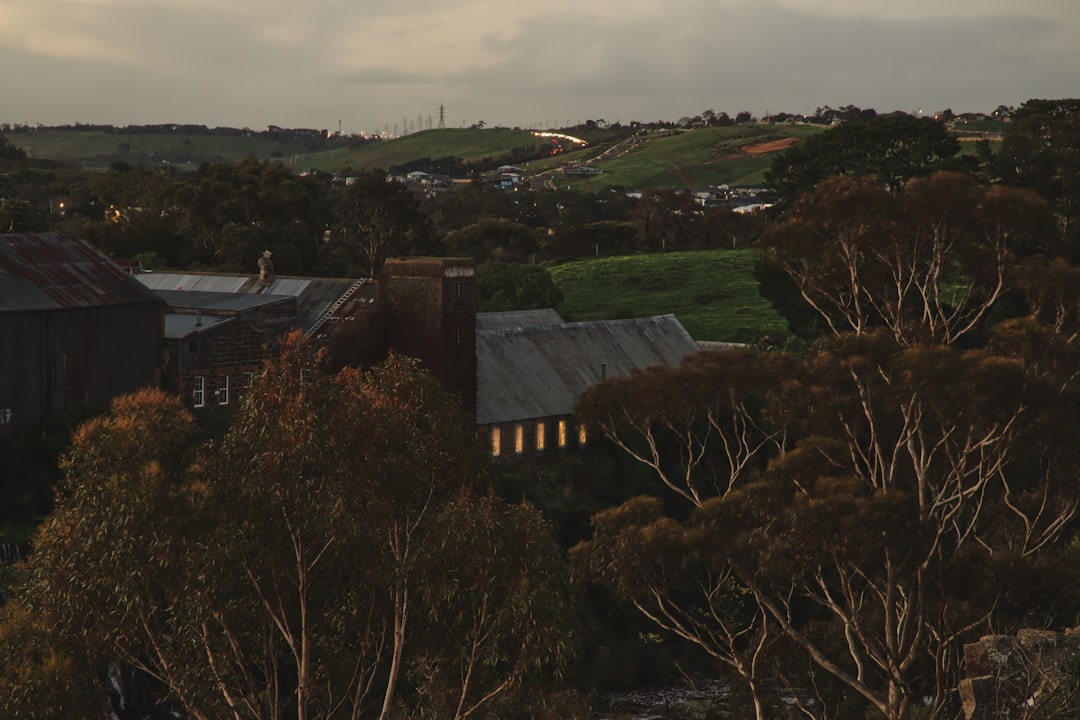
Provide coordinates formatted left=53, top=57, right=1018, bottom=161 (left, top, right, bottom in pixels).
left=476, top=309, right=565, bottom=333
left=0, top=234, right=163, bottom=312
left=164, top=313, right=232, bottom=339
left=137, top=272, right=368, bottom=330
left=476, top=314, right=700, bottom=425
left=154, top=289, right=293, bottom=312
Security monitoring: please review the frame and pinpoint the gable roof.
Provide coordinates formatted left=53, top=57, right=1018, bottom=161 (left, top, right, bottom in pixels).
left=0, top=233, right=163, bottom=312
left=476, top=314, right=699, bottom=425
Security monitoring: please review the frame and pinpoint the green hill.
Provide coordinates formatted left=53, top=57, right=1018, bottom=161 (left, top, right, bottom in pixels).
left=302, top=128, right=551, bottom=173
left=4, top=124, right=822, bottom=189
left=6, top=128, right=325, bottom=170
left=549, top=249, right=789, bottom=344
left=533, top=124, right=826, bottom=190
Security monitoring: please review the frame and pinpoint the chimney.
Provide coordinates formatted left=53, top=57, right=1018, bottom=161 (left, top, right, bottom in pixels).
left=258, top=250, right=274, bottom=282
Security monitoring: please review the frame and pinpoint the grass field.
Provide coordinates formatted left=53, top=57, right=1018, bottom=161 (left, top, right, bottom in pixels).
left=6, top=124, right=822, bottom=185
left=549, top=249, right=790, bottom=344
left=7, top=129, right=323, bottom=169
left=301, top=128, right=550, bottom=172
left=558, top=124, right=825, bottom=190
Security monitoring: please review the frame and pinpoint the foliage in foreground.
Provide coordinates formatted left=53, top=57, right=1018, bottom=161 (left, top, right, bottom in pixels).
left=0, top=336, right=579, bottom=720
left=573, top=170, right=1080, bottom=720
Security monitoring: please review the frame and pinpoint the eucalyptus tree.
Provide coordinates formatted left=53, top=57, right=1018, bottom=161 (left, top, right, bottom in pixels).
left=573, top=336, right=1080, bottom=720
left=0, top=335, right=577, bottom=720
left=759, top=171, right=1054, bottom=346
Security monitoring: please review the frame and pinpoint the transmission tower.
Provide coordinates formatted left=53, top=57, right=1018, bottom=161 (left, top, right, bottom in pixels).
left=438, top=104, right=446, bottom=129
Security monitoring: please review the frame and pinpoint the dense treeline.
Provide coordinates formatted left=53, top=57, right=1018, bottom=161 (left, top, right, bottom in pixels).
left=5, top=99, right=1080, bottom=718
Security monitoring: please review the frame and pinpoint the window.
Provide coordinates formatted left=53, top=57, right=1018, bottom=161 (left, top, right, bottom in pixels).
left=491, top=427, right=501, bottom=457
left=218, top=375, right=229, bottom=405
left=536, top=422, right=545, bottom=450
left=558, top=420, right=567, bottom=448
left=578, top=424, right=587, bottom=446
left=243, top=371, right=253, bottom=389
left=514, top=424, right=524, bottom=454
left=192, top=376, right=205, bottom=408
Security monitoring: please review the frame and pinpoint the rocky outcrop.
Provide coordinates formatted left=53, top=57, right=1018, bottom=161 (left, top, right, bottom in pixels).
left=959, top=628, right=1080, bottom=719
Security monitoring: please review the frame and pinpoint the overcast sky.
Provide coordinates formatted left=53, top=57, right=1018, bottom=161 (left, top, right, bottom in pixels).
left=2, top=0, right=1078, bottom=134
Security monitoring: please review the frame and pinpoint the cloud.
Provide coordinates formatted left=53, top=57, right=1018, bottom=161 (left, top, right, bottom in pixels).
left=0, top=0, right=1077, bottom=129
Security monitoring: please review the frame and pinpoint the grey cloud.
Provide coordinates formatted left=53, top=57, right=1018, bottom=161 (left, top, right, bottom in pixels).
left=427, top=3, right=1077, bottom=123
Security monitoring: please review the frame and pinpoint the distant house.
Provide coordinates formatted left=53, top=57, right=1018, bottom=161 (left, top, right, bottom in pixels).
left=476, top=309, right=700, bottom=457
left=0, top=234, right=163, bottom=438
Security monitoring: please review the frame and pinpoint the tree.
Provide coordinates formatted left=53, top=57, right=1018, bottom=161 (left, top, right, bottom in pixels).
left=630, top=189, right=699, bottom=251
left=325, top=173, right=431, bottom=278
left=758, top=171, right=1055, bottom=345
left=475, top=261, right=563, bottom=312
left=573, top=335, right=1080, bottom=720
left=442, top=218, right=541, bottom=264
left=765, top=115, right=962, bottom=204
left=997, top=99, right=1080, bottom=258
left=0, top=336, right=578, bottom=720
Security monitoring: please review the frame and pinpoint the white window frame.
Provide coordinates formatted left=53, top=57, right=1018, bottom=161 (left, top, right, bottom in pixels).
left=192, top=376, right=205, bottom=408
left=243, top=371, right=253, bottom=389
left=218, top=374, right=229, bottom=405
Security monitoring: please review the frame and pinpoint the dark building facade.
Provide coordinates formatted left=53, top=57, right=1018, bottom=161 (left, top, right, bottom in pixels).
left=163, top=313, right=272, bottom=411
left=138, top=257, right=477, bottom=416
left=0, top=234, right=163, bottom=439
left=378, top=257, right=477, bottom=413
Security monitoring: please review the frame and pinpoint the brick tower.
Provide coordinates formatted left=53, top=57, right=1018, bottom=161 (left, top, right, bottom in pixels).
left=377, top=258, right=476, bottom=415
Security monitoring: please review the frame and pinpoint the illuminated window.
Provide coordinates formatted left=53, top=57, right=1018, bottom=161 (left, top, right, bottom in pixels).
left=491, top=427, right=501, bottom=457
left=536, top=422, right=546, bottom=450
left=578, top=424, right=587, bottom=445
left=558, top=420, right=567, bottom=448
left=218, top=375, right=229, bottom=405
left=515, top=424, right=524, bottom=454
left=192, top=376, right=205, bottom=408
left=243, top=371, right=253, bottom=389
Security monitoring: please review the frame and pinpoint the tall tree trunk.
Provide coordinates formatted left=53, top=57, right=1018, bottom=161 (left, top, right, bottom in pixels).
left=378, top=584, right=408, bottom=720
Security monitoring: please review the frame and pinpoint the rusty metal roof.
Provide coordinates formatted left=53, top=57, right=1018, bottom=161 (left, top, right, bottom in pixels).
left=0, top=234, right=163, bottom=312
left=476, top=314, right=700, bottom=425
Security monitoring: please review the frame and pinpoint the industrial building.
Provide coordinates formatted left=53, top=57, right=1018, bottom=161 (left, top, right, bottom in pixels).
left=1, top=234, right=700, bottom=458
left=476, top=309, right=700, bottom=457
left=0, top=234, right=163, bottom=440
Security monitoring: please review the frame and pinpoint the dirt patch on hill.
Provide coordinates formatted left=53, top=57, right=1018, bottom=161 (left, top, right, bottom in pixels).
left=721, top=136, right=800, bottom=159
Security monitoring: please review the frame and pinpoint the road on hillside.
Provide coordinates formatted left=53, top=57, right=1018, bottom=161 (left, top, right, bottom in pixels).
left=525, top=132, right=659, bottom=190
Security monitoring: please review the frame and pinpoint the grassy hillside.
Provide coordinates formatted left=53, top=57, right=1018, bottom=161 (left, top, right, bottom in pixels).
left=7, top=129, right=323, bottom=170
left=302, top=128, right=550, bottom=172
left=548, top=124, right=826, bottom=190
left=549, top=249, right=789, bottom=344
left=5, top=125, right=821, bottom=187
